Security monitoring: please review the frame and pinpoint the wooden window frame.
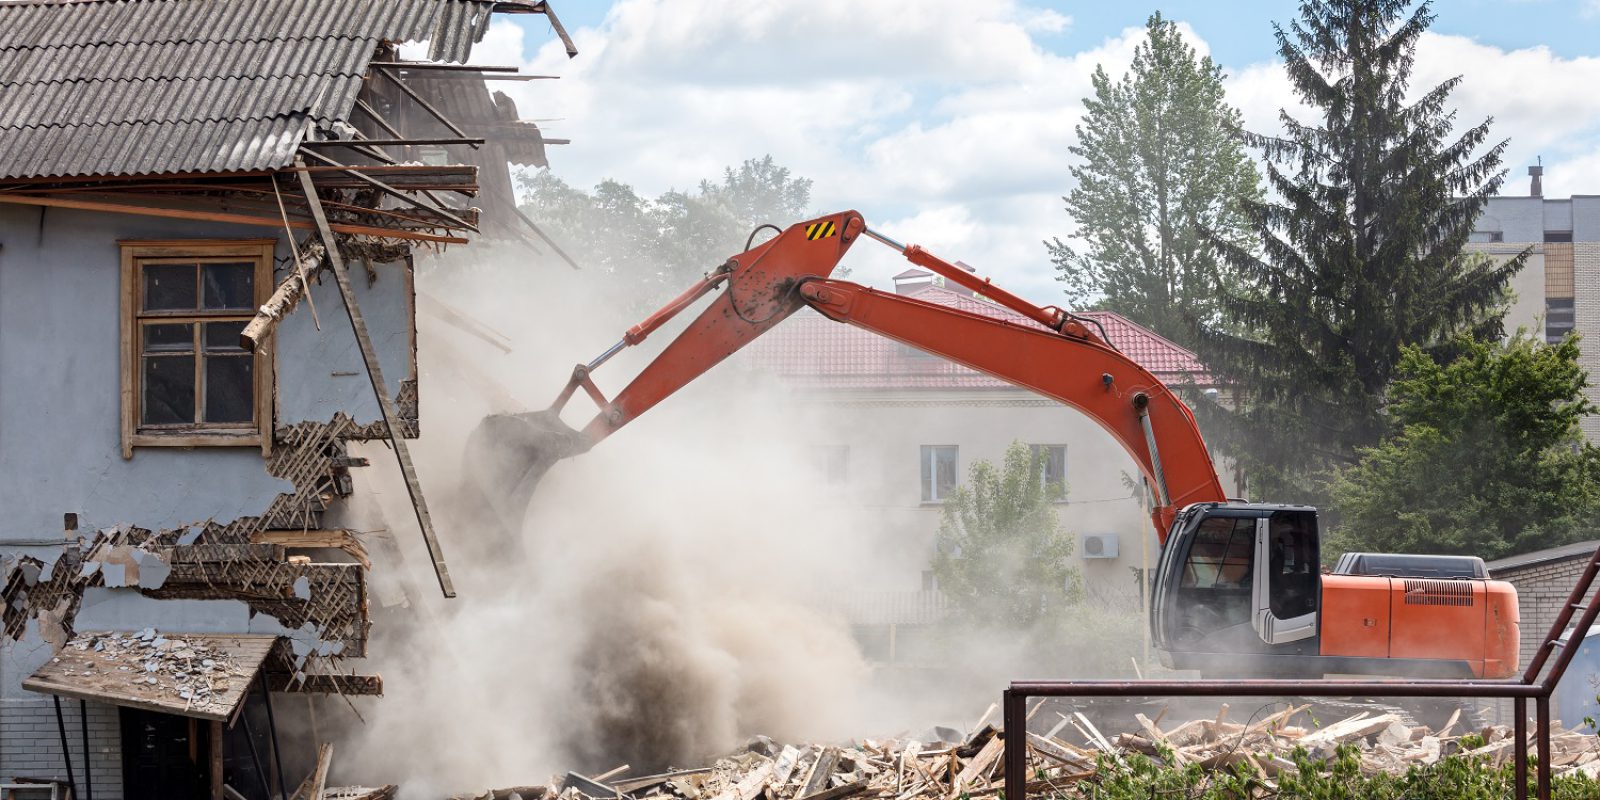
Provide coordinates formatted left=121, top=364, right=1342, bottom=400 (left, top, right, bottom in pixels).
left=120, top=240, right=276, bottom=458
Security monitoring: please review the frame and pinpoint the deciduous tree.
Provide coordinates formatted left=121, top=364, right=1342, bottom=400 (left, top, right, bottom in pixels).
left=932, top=441, right=1078, bottom=627
left=1328, top=335, right=1600, bottom=560
left=1049, top=13, right=1260, bottom=345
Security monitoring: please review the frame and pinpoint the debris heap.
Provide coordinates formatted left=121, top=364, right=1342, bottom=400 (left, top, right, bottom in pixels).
left=56, top=628, right=248, bottom=715
left=451, top=703, right=1600, bottom=800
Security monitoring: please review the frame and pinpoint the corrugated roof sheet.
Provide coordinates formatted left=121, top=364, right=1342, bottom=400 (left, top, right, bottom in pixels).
left=0, top=0, right=501, bottom=179
left=743, top=284, right=1214, bottom=391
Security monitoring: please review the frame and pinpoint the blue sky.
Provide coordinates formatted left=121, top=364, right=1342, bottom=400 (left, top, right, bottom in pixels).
left=472, top=1, right=1600, bottom=302
left=532, top=1, right=1600, bottom=64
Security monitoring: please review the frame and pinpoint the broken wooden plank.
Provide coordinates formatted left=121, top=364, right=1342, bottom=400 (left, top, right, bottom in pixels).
left=948, top=736, right=1003, bottom=799
left=1298, top=713, right=1401, bottom=750
left=297, top=148, right=478, bottom=232
left=295, top=158, right=455, bottom=598
left=795, top=779, right=867, bottom=800
left=800, top=746, right=839, bottom=798
left=0, top=191, right=467, bottom=244
left=241, top=241, right=326, bottom=352
left=251, top=529, right=372, bottom=569
left=266, top=673, right=383, bottom=696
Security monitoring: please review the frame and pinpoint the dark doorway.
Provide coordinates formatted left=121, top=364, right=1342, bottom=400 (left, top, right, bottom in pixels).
left=120, top=707, right=208, bottom=800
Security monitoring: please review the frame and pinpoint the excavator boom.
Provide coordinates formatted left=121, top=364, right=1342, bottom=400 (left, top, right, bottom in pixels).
left=532, top=210, right=1225, bottom=541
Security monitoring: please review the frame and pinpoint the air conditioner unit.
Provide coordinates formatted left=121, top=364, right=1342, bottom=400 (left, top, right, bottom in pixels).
left=1082, top=532, right=1119, bottom=559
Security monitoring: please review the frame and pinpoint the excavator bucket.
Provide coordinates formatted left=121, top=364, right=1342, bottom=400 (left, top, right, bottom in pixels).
left=461, top=409, right=592, bottom=539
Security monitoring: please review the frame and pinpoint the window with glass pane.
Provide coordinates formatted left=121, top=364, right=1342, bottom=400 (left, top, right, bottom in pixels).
left=921, top=445, right=958, bottom=502
left=124, top=245, right=270, bottom=451
left=1030, top=444, right=1067, bottom=499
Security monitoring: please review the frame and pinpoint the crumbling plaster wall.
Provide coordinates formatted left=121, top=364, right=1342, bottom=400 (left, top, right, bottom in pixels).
left=0, top=204, right=414, bottom=539
left=0, top=203, right=415, bottom=750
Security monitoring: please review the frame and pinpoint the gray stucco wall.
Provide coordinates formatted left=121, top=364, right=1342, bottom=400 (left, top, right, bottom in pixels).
left=0, top=204, right=413, bottom=540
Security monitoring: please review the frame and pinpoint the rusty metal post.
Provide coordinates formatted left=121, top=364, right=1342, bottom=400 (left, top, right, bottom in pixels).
left=1537, top=695, right=1552, bottom=799
left=1515, top=697, right=1528, bottom=800
left=51, top=695, right=76, bottom=797
left=1003, top=689, right=1026, bottom=800
left=78, top=698, right=93, bottom=800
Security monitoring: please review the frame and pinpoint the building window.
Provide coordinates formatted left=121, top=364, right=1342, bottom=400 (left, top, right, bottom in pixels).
left=1545, top=231, right=1574, bottom=243
left=121, top=241, right=275, bottom=457
left=1547, top=297, right=1576, bottom=344
left=814, top=444, right=849, bottom=484
left=920, top=445, right=958, bottom=503
left=1030, top=444, right=1068, bottom=500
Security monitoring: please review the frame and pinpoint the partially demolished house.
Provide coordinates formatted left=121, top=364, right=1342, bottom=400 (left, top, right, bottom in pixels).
left=0, top=1, right=571, bottom=798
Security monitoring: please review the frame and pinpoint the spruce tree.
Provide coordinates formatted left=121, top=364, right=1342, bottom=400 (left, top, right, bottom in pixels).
left=1196, top=0, right=1524, bottom=495
left=1049, top=13, right=1260, bottom=346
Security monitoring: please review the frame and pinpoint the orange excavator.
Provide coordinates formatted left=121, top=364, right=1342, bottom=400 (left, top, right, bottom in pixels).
left=493, top=210, right=1521, bottom=681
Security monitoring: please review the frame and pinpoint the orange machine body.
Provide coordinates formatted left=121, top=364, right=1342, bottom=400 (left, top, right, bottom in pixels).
left=1319, top=574, right=1521, bottom=678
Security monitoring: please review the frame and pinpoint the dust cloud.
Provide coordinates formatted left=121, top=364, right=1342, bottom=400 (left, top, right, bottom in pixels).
left=321, top=244, right=1139, bottom=797
left=329, top=247, right=884, bottom=796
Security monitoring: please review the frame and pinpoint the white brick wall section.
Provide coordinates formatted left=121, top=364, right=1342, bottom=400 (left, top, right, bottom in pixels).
left=1, top=698, right=123, bottom=800
left=1572, top=243, right=1600, bottom=440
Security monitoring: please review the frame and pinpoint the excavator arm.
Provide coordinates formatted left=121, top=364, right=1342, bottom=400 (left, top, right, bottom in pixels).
left=536, top=211, right=1226, bottom=541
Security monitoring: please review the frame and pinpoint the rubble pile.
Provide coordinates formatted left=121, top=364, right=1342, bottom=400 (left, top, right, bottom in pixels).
left=452, top=704, right=1600, bottom=800
left=56, top=628, right=248, bottom=714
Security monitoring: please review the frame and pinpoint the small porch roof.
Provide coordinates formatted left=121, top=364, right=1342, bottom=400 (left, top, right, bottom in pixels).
left=23, top=630, right=278, bottom=722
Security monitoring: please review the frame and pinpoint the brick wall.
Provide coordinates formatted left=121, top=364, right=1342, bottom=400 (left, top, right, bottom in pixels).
left=1501, top=555, right=1594, bottom=667
left=1482, top=553, right=1595, bottom=725
left=1, top=697, right=123, bottom=799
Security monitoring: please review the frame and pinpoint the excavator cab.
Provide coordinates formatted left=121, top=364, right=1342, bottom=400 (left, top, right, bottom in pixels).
left=1151, top=503, right=1324, bottom=675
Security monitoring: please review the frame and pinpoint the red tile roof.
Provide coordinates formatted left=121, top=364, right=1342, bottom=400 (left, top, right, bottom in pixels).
left=743, top=284, right=1213, bottom=390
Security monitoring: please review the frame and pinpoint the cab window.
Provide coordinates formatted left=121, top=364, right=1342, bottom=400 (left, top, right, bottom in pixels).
left=1267, top=511, right=1319, bottom=619
left=1171, top=516, right=1256, bottom=642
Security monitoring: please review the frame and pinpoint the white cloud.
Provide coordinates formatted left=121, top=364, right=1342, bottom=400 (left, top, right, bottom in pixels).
left=477, top=1, right=1144, bottom=302
left=482, top=3, right=1600, bottom=304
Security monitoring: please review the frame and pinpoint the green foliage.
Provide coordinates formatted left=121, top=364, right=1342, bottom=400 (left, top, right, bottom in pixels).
left=1049, top=13, right=1261, bottom=346
left=1069, top=746, right=1600, bottom=799
left=1193, top=0, right=1523, bottom=494
left=932, top=442, right=1079, bottom=628
left=1327, top=334, right=1600, bottom=559
left=518, top=155, right=814, bottom=309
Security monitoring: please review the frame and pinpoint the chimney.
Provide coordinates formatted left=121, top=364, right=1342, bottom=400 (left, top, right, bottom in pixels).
left=1530, top=159, right=1544, bottom=197
left=893, top=268, right=934, bottom=295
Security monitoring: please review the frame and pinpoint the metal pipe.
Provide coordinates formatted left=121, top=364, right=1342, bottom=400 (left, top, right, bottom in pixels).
left=1002, top=689, right=1026, bottom=800
left=862, top=226, right=906, bottom=253
left=1515, top=697, right=1528, bottom=800
left=51, top=696, right=76, bottom=796
left=586, top=338, right=627, bottom=371
left=1133, top=394, right=1171, bottom=508
left=1537, top=695, right=1552, bottom=799
left=1009, top=679, right=1540, bottom=698
left=258, top=672, right=290, bottom=800
left=78, top=699, right=93, bottom=800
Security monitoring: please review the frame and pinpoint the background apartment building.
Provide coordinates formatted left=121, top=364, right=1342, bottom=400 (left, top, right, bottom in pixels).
left=1468, top=166, right=1600, bottom=436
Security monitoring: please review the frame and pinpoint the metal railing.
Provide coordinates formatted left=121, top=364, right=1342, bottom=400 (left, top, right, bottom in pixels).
left=1003, top=544, right=1600, bottom=800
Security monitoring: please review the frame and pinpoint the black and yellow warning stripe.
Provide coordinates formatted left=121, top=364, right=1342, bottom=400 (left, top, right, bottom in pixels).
left=804, top=220, right=838, bottom=241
